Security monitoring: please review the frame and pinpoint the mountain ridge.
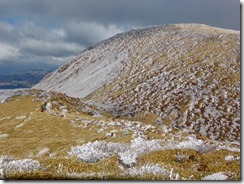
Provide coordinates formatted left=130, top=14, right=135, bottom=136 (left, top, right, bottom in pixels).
left=34, top=23, right=240, bottom=141
left=0, top=23, right=240, bottom=179
left=34, top=23, right=239, bottom=98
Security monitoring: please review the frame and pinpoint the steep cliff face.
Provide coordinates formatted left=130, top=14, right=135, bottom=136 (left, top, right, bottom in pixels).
left=34, top=24, right=240, bottom=141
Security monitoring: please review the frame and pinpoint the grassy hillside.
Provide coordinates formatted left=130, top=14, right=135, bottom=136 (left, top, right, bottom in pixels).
left=0, top=90, right=240, bottom=180
left=34, top=24, right=240, bottom=142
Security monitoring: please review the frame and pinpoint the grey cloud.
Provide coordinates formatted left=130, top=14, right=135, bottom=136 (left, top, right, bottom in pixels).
left=0, top=43, right=20, bottom=62
left=0, top=0, right=240, bottom=30
left=0, top=19, right=124, bottom=64
left=17, top=22, right=67, bottom=42
left=65, top=21, right=124, bottom=46
left=20, top=39, right=85, bottom=57
left=180, top=0, right=240, bottom=29
left=0, top=21, right=65, bottom=44
left=0, top=0, right=240, bottom=74
left=0, top=21, right=83, bottom=56
left=0, top=22, right=20, bottom=43
left=0, top=21, right=86, bottom=68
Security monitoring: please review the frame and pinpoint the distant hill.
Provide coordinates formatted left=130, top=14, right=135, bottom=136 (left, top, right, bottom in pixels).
left=34, top=24, right=240, bottom=141
left=0, top=69, right=52, bottom=89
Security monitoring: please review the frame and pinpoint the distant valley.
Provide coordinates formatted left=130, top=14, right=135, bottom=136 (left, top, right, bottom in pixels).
left=0, top=69, right=53, bottom=89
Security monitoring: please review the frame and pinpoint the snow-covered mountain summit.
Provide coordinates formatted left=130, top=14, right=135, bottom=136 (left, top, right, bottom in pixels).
left=34, top=24, right=240, bottom=141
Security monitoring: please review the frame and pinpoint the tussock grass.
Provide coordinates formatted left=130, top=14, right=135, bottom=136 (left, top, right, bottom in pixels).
left=138, top=149, right=240, bottom=180
left=0, top=94, right=110, bottom=158
left=0, top=91, right=240, bottom=180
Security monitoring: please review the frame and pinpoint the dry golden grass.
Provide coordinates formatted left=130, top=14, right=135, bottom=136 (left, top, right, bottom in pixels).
left=139, top=149, right=240, bottom=180
left=0, top=94, right=112, bottom=158
left=0, top=91, right=240, bottom=180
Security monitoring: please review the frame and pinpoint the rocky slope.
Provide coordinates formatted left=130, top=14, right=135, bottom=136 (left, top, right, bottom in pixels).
left=34, top=24, right=240, bottom=141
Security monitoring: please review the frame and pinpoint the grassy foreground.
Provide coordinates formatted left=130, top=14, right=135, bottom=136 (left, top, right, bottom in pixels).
left=0, top=90, right=240, bottom=180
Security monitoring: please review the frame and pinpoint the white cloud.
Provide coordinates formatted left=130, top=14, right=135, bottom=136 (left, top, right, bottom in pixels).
left=0, top=20, right=123, bottom=69
left=0, top=43, right=19, bottom=62
left=51, top=29, right=66, bottom=39
left=0, top=21, right=87, bottom=68
left=66, top=21, right=124, bottom=46
left=21, top=38, right=85, bottom=57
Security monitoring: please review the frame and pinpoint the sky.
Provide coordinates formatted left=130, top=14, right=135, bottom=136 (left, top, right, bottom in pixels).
left=0, top=0, right=240, bottom=74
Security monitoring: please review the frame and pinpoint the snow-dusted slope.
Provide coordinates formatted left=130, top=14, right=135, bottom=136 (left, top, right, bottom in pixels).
left=34, top=24, right=240, bottom=141
left=34, top=29, right=128, bottom=98
left=0, top=89, right=30, bottom=103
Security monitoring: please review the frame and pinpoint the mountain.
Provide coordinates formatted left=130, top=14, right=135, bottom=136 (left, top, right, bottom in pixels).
left=34, top=24, right=240, bottom=142
left=0, top=24, right=240, bottom=180
left=0, top=69, right=53, bottom=89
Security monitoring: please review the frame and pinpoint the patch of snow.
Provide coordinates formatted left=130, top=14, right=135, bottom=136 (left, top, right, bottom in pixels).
left=69, top=135, right=240, bottom=165
left=97, top=128, right=104, bottom=133
left=130, top=137, right=163, bottom=155
left=61, top=108, right=69, bottom=117
left=217, top=145, right=240, bottom=152
left=0, top=168, right=3, bottom=179
left=125, top=164, right=169, bottom=177
left=0, top=156, right=42, bottom=178
left=69, top=138, right=162, bottom=164
left=15, top=116, right=27, bottom=120
left=224, top=155, right=235, bottom=161
left=118, top=151, right=138, bottom=168
left=15, top=123, right=24, bottom=129
left=59, top=105, right=67, bottom=110
left=66, top=171, right=105, bottom=179
left=68, top=141, right=126, bottom=163
left=36, top=148, right=50, bottom=157
left=202, top=172, right=228, bottom=180
left=0, top=89, right=30, bottom=104
left=176, top=136, right=216, bottom=153
left=175, top=154, right=188, bottom=162
left=110, top=130, right=118, bottom=133
left=0, top=116, right=11, bottom=121
left=0, top=133, right=8, bottom=139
